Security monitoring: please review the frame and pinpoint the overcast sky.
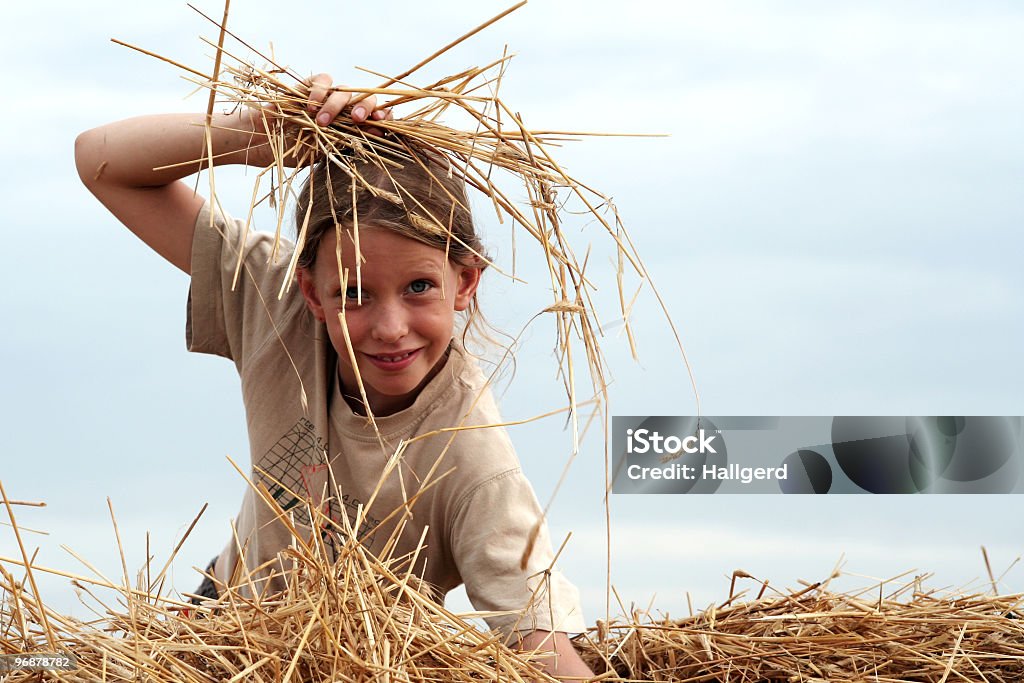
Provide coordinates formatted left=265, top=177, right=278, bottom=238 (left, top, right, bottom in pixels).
left=2, top=0, right=1023, bottom=625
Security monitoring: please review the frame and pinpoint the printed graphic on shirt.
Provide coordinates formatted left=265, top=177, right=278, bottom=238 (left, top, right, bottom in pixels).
left=256, top=418, right=378, bottom=551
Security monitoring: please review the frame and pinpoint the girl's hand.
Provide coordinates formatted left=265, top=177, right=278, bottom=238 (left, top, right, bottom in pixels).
left=305, top=73, right=392, bottom=130
left=239, top=74, right=393, bottom=167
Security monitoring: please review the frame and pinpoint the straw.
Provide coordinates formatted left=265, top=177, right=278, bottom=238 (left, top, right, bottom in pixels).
left=0, top=484, right=558, bottom=682
left=575, top=570, right=1024, bottom=682
left=4, top=508, right=1023, bottom=683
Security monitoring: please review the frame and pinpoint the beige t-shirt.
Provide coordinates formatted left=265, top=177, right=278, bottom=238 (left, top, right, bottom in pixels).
left=187, top=201, right=585, bottom=636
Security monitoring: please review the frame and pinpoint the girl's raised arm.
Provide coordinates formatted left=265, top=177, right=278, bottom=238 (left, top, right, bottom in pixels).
left=75, top=110, right=261, bottom=274
left=74, top=75, right=386, bottom=275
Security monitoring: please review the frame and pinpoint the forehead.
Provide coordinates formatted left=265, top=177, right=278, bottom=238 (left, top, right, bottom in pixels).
left=310, top=226, right=449, bottom=283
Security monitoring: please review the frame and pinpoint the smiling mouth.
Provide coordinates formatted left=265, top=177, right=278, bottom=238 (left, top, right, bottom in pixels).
left=365, top=349, right=421, bottom=370
left=372, top=351, right=416, bottom=362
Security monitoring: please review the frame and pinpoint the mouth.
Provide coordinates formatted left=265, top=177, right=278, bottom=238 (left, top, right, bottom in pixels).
left=365, top=348, right=421, bottom=371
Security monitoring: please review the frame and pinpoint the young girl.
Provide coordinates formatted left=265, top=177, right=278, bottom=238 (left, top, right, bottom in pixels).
left=74, top=75, right=593, bottom=679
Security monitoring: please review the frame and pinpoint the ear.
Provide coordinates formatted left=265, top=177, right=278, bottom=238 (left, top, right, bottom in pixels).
left=453, top=265, right=482, bottom=312
left=297, top=267, right=326, bottom=322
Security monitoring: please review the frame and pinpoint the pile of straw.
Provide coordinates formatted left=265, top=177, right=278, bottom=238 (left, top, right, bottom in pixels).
left=576, top=572, right=1024, bottom=682
left=3, top=485, right=1022, bottom=681
left=5, top=538, right=1023, bottom=682
left=1, top=496, right=554, bottom=682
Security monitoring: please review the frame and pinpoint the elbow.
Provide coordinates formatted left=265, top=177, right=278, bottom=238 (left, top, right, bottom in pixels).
left=74, top=128, right=104, bottom=190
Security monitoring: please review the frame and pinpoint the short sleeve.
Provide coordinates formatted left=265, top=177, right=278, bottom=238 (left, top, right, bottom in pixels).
left=450, top=468, right=587, bottom=639
left=186, top=200, right=304, bottom=367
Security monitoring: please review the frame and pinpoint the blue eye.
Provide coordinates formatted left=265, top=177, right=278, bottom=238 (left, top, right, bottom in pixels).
left=345, top=286, right=361, bottom=300
left=408, top=280, right=432, bottom=294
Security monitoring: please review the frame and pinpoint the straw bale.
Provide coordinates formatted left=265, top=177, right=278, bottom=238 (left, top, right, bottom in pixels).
left=575, top=574, right=1024, bottom=682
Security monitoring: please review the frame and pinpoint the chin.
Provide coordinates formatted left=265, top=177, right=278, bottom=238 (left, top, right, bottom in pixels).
left=365, top=374, right=422, bottom=396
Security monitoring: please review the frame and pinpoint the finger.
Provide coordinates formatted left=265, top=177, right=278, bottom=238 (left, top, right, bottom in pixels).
left=318, top=89, right=353, bottom=126
left=368, top=107, right=394, bottom=129
left=307, top=73, right=333, bottom=112
left=350, top=94, right=378, bottom=123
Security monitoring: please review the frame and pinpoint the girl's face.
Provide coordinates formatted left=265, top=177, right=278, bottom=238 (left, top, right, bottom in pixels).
left=297, top=226, right=481, bottom=416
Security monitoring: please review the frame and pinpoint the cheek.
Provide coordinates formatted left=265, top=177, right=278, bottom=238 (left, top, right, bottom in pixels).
left=417, top=304, right=456, bottom=331
left=325, top=310, right=368, bottom=350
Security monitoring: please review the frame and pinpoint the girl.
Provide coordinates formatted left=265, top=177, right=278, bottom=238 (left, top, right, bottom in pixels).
left=74, top=75, right=593, bottom=679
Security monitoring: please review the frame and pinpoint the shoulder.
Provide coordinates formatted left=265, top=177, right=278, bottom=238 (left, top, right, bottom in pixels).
left=444, top=345, right=505, bottom=420
left=192, top=199, right=297, bottom=273
left=187, top=199, right=316, bottom=361
left=447, top=357, right=524, bottom=481
left=434, top=347, right=514, bottom=447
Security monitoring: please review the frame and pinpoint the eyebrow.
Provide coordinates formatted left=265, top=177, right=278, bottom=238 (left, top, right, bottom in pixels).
left=402, top=259, right=446, bottom=275
left=337, top=259, right=447, bottom=287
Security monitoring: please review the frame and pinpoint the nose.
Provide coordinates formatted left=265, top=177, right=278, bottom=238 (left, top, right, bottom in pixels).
left=370, top=299, right=409, bottom=343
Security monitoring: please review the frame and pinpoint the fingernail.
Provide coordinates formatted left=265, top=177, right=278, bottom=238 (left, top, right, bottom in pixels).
left=352, top=107, right=366, bottom=121
left=317, top=112, right=330, bottom=125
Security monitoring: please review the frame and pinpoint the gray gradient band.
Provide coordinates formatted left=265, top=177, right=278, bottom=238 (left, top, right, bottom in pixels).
left=611, top=416, right=1023, bottom=494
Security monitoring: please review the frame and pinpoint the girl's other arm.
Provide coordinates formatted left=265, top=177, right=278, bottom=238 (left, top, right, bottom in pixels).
left=74, top=76, right=385, bottom=275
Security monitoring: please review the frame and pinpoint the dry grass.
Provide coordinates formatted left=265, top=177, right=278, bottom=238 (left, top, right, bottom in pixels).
left=576, top=570, right=1024, bottom=682
left=4, top=502, right=1023, bottom=683
left=4, top=483, right=1023, bottom=681
left=1, top=482, right=558, bottom=682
